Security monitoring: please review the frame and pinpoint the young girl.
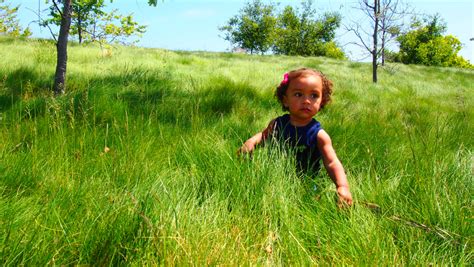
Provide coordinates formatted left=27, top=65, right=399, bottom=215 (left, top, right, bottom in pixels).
left=239, top=68, right=353, bottom=206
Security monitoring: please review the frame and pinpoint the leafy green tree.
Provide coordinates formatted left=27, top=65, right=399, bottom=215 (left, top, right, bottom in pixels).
left=273, top=1, right=343, bottom=58
left=396, top=15, right=445, bottom=64
left=42, top=0, right=105, bottom=44
left=45, top=0, right=157, bottom=95
left=219, top=0, right=277, bottom=54
left=220, top=0, right=344, bottom=58
left=272, top=5, right=298, bottom=55
left=395, top=14, right=472, bottom=68
left=0, top=0, right=31, bottom=37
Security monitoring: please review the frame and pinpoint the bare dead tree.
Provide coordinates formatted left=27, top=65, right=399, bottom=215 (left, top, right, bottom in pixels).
left=372, top=0, right=380, bottom=83
left=345, top=0, right=410, bottom=83
left=379, top=0, right=411, bottom=65
left=345, top=0, right=381, bottom=83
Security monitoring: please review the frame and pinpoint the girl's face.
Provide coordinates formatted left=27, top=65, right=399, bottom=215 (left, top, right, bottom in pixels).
left=283, top=74, right=323, bottom=126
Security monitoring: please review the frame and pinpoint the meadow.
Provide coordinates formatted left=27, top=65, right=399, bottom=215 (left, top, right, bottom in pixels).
left=0, top=36, right=473, bottom=265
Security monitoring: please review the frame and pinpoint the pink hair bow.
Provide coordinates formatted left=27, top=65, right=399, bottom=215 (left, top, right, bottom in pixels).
left=280, top=73, right=289, bottom=86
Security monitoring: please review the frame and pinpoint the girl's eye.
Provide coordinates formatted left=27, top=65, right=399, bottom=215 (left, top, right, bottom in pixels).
left=311, top=94, right=319, bottom=99
left=294, top=92, right=302, bottom=97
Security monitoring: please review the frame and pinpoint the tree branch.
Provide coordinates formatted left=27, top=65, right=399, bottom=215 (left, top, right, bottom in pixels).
left=52, top=0, right=63, bottom=17
left=344, top=23, right=372, bottom=52
left=26, top=6, right=58, bottom=43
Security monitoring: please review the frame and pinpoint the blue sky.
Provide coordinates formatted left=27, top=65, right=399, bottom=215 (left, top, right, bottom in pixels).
left=13, top=0, right=474, bottom=62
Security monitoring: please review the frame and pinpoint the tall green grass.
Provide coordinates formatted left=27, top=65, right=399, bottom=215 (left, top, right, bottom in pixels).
left=1, top=36, right=473, bottom=265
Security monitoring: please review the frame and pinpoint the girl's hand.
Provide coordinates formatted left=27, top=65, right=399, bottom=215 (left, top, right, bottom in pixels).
left=337, top=186, right=353, bottom=207
left=238, top=124, right=272, bottom=158
left=237, top=142, right=254, bottom=157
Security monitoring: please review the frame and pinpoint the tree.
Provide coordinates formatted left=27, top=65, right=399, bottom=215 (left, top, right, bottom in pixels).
left=220, top=0, right=344, bottom=58
left=379, top=0, right=409, bottom=65
left=273, top=0, right=343, bottom=58
left=219, top=0, right=277, bottom=54
left=42, top=0, right=146, bottom=46
left=53, top=0, right=72, bottom=95
left=93, top=9, right=146, bottom=45
left=346, top=0, right=409, bottom=83
left=44, top=0, right=156, bottom=95
left=0, top=0, right=31, bottom=37
left=394, top=14, right=472, bottom=68
left=367, top=0, right=381, bottom=83
left=272, top=5, right=299, bottom=55
left=43, top=0, right=105, bottom=44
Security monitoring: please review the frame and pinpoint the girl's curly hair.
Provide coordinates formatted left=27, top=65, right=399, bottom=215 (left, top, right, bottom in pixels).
left=275, top=68, right=333, bottom=111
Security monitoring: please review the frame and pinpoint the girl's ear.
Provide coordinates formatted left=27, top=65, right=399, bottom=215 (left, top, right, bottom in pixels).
left=282, top=95, right=289, bottom=108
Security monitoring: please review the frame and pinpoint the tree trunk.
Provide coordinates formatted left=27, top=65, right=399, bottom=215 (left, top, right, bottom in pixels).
left=53, top=0, right=72, bottom=95
left=78, top=14, right=83, bottom=44
left=381, top=34, right=385, bottom=66
left=381, top=15, right=386, bottom=66
left=381, top=31, right=386, bottom=66
left=372, top=0, right=380, bottom=83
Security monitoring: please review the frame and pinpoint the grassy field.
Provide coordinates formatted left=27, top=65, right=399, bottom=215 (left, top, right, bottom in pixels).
left=0, top=36, right=473, bottom=265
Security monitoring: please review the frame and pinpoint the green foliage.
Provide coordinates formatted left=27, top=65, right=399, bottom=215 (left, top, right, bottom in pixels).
left=0, top=37, right=473, bottom=265
left=384, top=49, right=402, bottom=63
left=273, top=2, right=343, bottom=58
left=394, top=14, right=473, bottom=69
left=0, top=0, right=31, bottom=37
left=96, top=9, right=147, bottom=45
left=220, top=0, right=344, bottom=58
left=219, top=0, right=277, bottom=54
left=322, top=41, right=346, bottom=60
left=41, top=0, right=146, bottom=45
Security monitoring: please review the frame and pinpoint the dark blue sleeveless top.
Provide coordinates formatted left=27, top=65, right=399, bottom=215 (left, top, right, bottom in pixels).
left=267, top=114, right=323, bottom=174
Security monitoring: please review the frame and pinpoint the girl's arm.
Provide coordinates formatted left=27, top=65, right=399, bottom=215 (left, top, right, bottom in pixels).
left=238, top=119, right=275, bottom=155
left=317, top=130, right=353, bottom=206
left=239, top=132, right=263, bottom=154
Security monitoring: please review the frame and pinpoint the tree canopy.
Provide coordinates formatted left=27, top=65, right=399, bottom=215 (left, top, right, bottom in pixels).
left=0, top=0, right=31, bottom=37
left=41, top=0, right=146, bottom=46
left=273, top=2, right=343, bottom=58
left=219, top=0, right=344, bottom=58
left=219, top=0, right=276, bottom=55
left=392, top=14, right=472, bottom=68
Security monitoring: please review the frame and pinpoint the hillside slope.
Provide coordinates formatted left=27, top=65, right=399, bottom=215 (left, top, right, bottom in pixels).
left=1, top=37, right=473, bottom=265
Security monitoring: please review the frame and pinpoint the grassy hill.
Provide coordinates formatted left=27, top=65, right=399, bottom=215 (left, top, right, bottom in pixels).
left=1, top=36, right=473, bottom=265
